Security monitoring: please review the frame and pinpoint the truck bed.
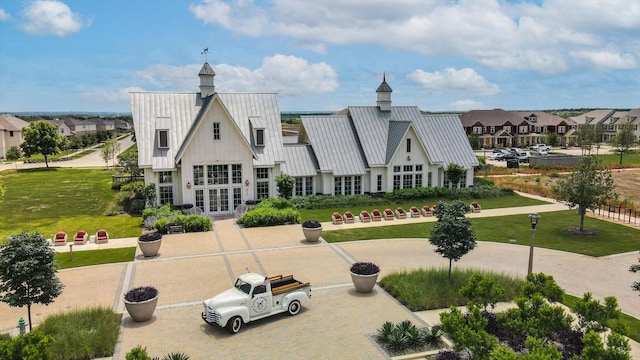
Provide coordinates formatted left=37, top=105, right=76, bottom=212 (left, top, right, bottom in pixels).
left=269, top=274, right=310, bottom=295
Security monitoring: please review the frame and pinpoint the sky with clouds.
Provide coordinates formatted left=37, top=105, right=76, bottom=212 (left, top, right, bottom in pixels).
left=1, top=0, right=639, bottom=113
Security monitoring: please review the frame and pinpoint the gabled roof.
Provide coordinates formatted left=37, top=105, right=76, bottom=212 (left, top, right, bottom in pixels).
left=413, top=114, right=479, bottom=169
left=569, top=109, right=615, bottom=125
left=512, top=111, right=574, bottom=126
left=281, top=144, right=318, bottom=177
left=385, top=121, right=411, bottom=163
left=0, top=114, right=29, bottom=131
left=132, top=91, right=283, bottom=170
left=460, top=109, right=524, bottom=127
left=300, top=115, right=367, bottom=176
left=131, top=92, right=201, bottom=170
left=348, top=106, right=423, bottom=166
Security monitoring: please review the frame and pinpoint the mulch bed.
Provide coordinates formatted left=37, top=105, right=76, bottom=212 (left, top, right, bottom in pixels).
left=562, top=227, right=599, bottom=236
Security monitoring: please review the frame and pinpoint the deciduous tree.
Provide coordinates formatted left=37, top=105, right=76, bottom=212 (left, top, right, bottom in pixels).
left=445, top=163, right=466, bottom=189
left=554, top=156, right=616, bottom=232
left=275, top=174, right=295, bottom=199
left=101, top=137, right=121, bottom=169
left=429, top=200, right=477, bottom=280
left=117, top=146, right=142, bottom=176
left=20, top=121, right=67, bottom=168
left=611, top=124, right=635, bottom=165
left=0, top=232, right=64, bottom=330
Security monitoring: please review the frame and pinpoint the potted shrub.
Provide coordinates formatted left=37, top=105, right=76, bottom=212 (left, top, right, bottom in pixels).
left=138, top=232, right=163, bottom=257
left=301, top=220, right=322, bottom=242
left=123, top=286, right=159, bottom=322
left=350, top=261, right=380, bottom=293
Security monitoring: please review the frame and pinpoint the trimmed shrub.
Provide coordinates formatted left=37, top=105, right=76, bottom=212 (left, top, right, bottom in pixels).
left=0, top=330, right=52, bottom=360
left=290, top=194, right=387, bottom=209
left=150, top=215, right=211, bottom=234
left=142, top=204, right=180, bottom=221
left=256, top=198, right=293, bottom=210
left=238, top=207, right=300, bottom=227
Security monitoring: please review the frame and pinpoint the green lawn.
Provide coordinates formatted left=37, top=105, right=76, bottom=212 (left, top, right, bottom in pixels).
left=322, top=210, right=640, bottom=257
left=0, top=168, right=141, bottom=242
left=55, top=247, right=137, bottom=269
left=597, top=151, right=640, bottom=167
left=298, top=194, right=549, bottom=222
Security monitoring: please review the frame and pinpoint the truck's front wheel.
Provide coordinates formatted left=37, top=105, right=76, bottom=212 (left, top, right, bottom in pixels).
left=226, top=316, right=243, bottom=334
left=287, top=300, right=301, bottom=315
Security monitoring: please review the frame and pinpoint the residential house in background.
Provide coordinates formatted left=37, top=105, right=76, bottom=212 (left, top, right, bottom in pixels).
left=63, top=118, right=97, bottom=135
left=461, top=109, right=577, bottom=148
left=460, top=109, right=529, bottom=148
left=0, top=114, right=29, bottom=159
left=512, top=112, right=577, bottom=146
left=570, top=109, right=640, bottom=143
left=43, top=119, right=73, bottom=137
left=131, top=63, right=478, bottom=215
left=95, top=119, right=116, bottom=132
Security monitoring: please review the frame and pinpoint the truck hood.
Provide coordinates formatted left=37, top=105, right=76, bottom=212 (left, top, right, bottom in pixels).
left=203, top=288, right=247, bottom=309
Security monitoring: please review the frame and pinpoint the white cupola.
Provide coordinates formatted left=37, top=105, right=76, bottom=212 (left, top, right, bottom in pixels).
left=199, top=62, right=216, bottom=98
left=376, top=73, right=392, bottom=112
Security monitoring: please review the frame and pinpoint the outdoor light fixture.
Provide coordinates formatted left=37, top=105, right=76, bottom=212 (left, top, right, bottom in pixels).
left=186, top=181, right=192, bottom=189
left=527, top=213, right=541, bottom=275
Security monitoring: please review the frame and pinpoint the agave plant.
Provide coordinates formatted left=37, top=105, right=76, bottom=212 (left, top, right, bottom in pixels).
left=405, top=326, right=423, bottom=348
left=395, top=319, right=417, bottom=333
left=385, top=328, right=409, bottom=352
left=377, top=321, right=395, bottom=341
left=423, top=325, right=444, bottom=347
left=152, top=352, right=190, bottom=360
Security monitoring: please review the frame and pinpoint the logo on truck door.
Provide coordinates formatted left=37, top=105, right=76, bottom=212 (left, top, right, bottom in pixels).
left=252, top=297, right=269, bottom=313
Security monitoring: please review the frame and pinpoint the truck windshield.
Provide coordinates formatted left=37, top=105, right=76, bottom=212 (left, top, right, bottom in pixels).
left=234, top=279, right=251, bottom=295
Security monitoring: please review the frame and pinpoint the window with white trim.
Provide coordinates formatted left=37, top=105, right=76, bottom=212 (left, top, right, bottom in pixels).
left=377, top=175, right=382, bottom=192
left=503, top=125, right=511, bottom=133
left=557, top=126, right=566, bottom=133
left=490, top=126, right=495, bottom=134
left=406, top=138, right=411, bottom=152
left=334, top=177, right=342, bottom=195
left=519, top=125, right=528, bottom=133
left=428, top=172, right=433, bottom=187
left=213, top=122, right=220, bottom=140
left=232, top=164, right=242, bottom=184
left=157, top=129, right=169, bottom=149
left=305, top=177, right=313, bottom=195
left=207, top=165, right=229, bottom=185
left=256, top=168, right=269, bottom=199
left=256, top=129, right=265, bottom=146
left=158, top=171, right=173, bottom=205
left=472, top=126, right=482, bottom=134
left=354, top=176, right=361, bottom=194
left=295, top=178, right=303, bottom=196
left=193, top=166, right=204, bottom=186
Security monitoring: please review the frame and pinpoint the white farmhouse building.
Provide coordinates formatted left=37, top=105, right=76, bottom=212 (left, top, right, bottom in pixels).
left=131, top=63, right=478, bottom=215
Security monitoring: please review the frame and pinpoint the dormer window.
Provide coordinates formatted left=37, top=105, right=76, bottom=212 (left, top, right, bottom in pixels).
left=157, top=129, right=169, bottom=149
left=529, top=116, right=537, bottom=122
left=256, top=129, right=265, bottom=146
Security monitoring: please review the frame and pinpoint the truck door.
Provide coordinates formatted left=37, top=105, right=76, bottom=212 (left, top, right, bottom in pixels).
left=250, top=284, right=270, bottom=317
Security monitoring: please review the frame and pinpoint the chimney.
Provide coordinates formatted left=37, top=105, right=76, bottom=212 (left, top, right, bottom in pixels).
left=199, top=62, right=215, bottom=98
left=376, top=73, right=392, bottom=112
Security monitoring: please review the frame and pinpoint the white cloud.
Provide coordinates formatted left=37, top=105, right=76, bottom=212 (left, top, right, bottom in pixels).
left=570, top=51, right=637, bottom=70
left=19, top=0, right=90, bottom=36
left=448, top=99, right=489, bottom=112
left=135, top=54, right=338, bottom=96
left=408, top=68, right=499, bottom=96
left=0, top=9, right=9, bottom=21
left=188, top=0, right=640, bottom=73
left=79, top=87, right=145, bottom=103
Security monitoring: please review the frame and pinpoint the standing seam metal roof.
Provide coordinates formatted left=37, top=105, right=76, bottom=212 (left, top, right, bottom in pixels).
left=281, top=144, right=319, bottom=176
left=300, top=115, right=367, bottom=176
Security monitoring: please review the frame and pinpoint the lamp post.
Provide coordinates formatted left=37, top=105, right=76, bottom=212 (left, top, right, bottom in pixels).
left=527, top=213, right=541, bottom=275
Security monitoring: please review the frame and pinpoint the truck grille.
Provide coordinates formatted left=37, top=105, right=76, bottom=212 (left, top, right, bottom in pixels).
left=204, top=306, right=221, bottom=325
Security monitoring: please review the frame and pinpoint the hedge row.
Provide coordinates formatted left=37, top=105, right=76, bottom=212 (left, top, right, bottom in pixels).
left=290, top=194, right=387, bottom=209
left=238, top=207, right=300, bottom=227
left=385, top=184, right=513, bottom=201
left=152, top=214, right=212, bottom=234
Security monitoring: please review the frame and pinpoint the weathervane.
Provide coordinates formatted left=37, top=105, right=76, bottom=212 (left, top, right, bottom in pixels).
left=201, top=47, right=209, bottom=62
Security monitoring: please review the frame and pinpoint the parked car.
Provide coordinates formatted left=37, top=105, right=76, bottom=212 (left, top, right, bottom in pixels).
left=509, top=148, right=526, bottom=156
left=500, top=149, right=517, bottom=161
left=529, top=145, right=548, bottom=156
left=487, top=149, right=506, bottom=161
left=518, top=155, right=530, bottom=163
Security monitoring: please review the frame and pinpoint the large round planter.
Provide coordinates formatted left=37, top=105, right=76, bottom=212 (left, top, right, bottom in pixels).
left=124, top=296, right=158, bottom=322
left=138, top=239, right=162, bottom=257
left=350, top=272, right=379, bottom=293
left=302, top=226, right=322, bottom=242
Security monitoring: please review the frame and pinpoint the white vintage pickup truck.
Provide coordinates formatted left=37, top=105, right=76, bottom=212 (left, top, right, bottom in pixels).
left=202, top=272, right=311, bottom=334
